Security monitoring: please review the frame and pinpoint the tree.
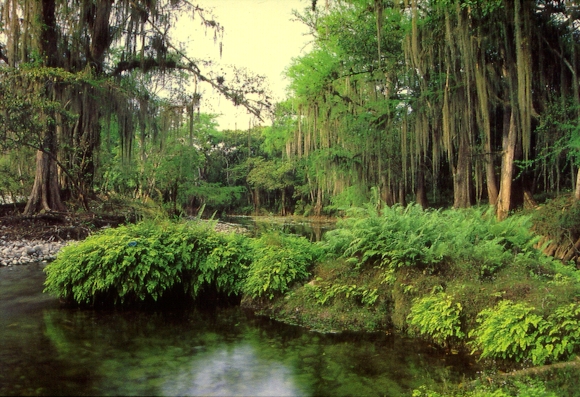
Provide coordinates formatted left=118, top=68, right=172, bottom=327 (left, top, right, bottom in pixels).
left=279, top=0, right=580, bottom=217
left=0, top=0, right=270, bottom=215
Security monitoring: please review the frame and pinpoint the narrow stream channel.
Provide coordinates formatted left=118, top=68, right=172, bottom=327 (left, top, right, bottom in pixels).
left=0, top=262, right=479, bottom=396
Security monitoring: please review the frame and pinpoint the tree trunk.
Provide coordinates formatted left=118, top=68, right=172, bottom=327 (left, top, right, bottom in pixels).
left=415, top=163, right=429, bottom=209
left=253, top=187, right=260, bottom=215
left=24, top=0, right=66, bottom=215
left=24, top=133, right=66, bottom=214
left=496, top=108, right=516, bottom=221
left=453, top=133, right=471, bottom=208
left=575, top=169, right=580, bottom=201
left=398, top=181, right=406, bottom=207
left=314, top=187, right=323, bottom=216
left=485, top=137, right=499, bottom=205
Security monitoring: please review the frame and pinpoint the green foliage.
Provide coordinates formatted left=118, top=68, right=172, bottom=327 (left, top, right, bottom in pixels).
left=407, top=292, right=465, bottom=347
left=0, top=151, right=34, bottom=202
left=412, top=377, right=557, bottom=397
left=537, top=303, right=580, bottom=362
left=44, top=220, right=252, bottom=305
left=321, top=204, right=545, bottom=280
left=246, top=157, right=295, bottom=192
left=308, top=280, right=379, bottom=307
left=469, top=300, right=548, bottom=364
left=468, top=300, right=580, bottom=365
left=243, top=232, right=323, bottom=300
left=44, top=221, right=327, bottom=306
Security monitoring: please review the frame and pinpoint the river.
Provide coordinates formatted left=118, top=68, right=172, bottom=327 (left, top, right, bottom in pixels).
left=0, top=262, right=479, bottom=396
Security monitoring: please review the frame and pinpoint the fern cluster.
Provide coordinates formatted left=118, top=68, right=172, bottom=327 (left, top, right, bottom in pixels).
left=243, top=232, right=323, bottom=300
left=321, top=204, right=542, bottom=279
left=469, top=300, right=580, bottom=365
left=407, top=291, right=465, bottom=347
left=44, top=221, right=317, bottom=306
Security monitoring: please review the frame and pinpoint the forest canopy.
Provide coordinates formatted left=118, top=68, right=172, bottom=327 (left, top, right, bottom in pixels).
left=1, top=0, right=580, bottom=220
left=0, top=0, right=270, bottom=215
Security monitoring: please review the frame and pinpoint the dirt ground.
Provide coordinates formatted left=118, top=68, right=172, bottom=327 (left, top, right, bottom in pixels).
left=0, top=203, right=126, bottom=241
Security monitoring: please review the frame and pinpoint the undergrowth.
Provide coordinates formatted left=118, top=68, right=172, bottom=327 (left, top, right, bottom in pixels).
left=44, top=202, right=580, bottom=371
left=44, top=220, right=318, bottom=306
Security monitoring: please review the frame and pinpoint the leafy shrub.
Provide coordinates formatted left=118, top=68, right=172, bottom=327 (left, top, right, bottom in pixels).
left=539, top=303, right=580, bottom=362
left=44, top=220, right=251, bottom=306
left=469, top=300, right=550, bottom=364
left=308, top=281, right=379, bottom=307
left=469, top=300, right=580, bottom=365
left=243, top=232, right=323, bottom=299
left=321, top=204, right=547, bottom=280
left=412, top=377, right=558, bottom=397
left=407, top=291, right=465, bottom=347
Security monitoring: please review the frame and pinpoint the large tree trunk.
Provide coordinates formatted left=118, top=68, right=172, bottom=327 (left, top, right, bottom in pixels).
left=24, top=0, right=66, bottom=215
left=496, top=108, right=516, bottom=221
left=24, top=133, right=66, bottom=214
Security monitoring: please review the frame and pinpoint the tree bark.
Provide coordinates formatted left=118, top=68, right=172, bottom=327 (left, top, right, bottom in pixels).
left=415, top=163, right=429, bottom=209
left=575, top=170, right=580, bottom=201
left=453, top=132, right=471, bottom=208
left=398, top=181, right=407, bottom=207
left=24, top=0, right=66, bottom=215
left=485, top=137, right=499, bottom=205
left=496, top=108, right=516, bottom=221
left=24, top=134, right=66, bottom=214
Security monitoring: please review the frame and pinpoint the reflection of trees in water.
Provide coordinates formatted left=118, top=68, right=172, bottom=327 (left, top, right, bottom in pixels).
left=224, top=216, right=335, bottom=242
left=2, top=268, right=479, bottom=396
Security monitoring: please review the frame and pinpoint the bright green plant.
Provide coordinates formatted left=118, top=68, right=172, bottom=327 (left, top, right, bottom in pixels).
left=203, top=232, right=254, bottom=295
left=412, top=377, right=557, bottom=397
left=541, top=303, right=580, bottom=361
left=308, top=281, right=379, bottom=307
left=243, top=232, right=323, bottom=300
left=43, top=220, right=250, bottom=305
left=469, top=300, right=549, bottom=364
left=321, top=204, right=549, bottom=281
left=407, top=291, right=465, bottom=347
left=470, top=301, right=580, bottom=365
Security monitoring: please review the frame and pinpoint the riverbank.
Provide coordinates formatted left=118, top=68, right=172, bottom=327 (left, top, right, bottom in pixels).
left=0, top=212, right=247, bottom=267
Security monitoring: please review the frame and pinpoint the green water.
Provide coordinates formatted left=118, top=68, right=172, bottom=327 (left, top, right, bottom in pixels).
left=0, top=263, right=478, bottom=396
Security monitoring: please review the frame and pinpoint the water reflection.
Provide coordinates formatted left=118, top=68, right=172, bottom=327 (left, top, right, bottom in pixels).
left=164, top=344, right=303, bottom=396
left=0, top=265, right=478, bottom=396
left=222, top=215, right=336, bottom=241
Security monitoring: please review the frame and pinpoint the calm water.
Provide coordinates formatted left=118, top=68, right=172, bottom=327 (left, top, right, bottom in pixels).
left=0, top=263, right=478, bottom=396
left=222, top=216, right=336, bottom=242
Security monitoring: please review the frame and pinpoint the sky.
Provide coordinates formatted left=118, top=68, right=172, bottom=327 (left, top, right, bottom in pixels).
left=181, top=0, right=313, bottom=130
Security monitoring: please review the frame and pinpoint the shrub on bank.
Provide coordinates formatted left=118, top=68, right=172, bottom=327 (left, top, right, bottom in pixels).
left=321, top=204, right=543, bottom=281
left=43, top=221, right=320, bottom=306
left=243, top=232, right=324, bottom=300
left=298, top=203, right=580, bottom=367
left=43, top=220, right=253, bottom=305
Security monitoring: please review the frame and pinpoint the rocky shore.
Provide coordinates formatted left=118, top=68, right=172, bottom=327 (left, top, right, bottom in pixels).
left=0, top=220, right=247, bottom=267
left=0, top=237, right=69, bottom=266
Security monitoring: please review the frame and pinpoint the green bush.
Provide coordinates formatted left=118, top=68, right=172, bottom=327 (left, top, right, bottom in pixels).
left=321, top=204, right=546, bottom=280
left=538, top=303, right=580, bottom=362
left=469, top=300, right=548, bottom=364
left=468, top=301, right=580, bottom=365
left=412, top=377, right=558, bottom=397
left=243, top=232, right=323, bottom=299
left=308, top=281, right=379, bottom=307
left=44, top=220, right=251, bottom=306
left=407, top=291, right=465, bottom=347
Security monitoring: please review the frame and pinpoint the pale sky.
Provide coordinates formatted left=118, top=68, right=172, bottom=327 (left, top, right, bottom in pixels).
left=181, top=0, right=312, bottom=130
